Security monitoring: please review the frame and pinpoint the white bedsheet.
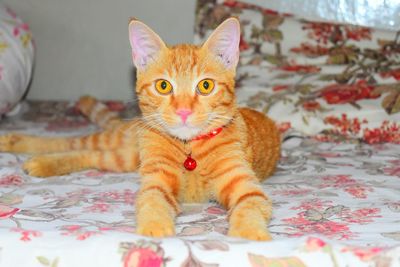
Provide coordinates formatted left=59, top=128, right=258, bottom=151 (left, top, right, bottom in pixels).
left=0, top=102, right=400, bottom=266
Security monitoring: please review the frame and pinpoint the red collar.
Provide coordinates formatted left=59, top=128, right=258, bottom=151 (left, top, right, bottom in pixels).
left=183, top=127, right=223, bottom=171
left=191, top=127, right=223, bottom=141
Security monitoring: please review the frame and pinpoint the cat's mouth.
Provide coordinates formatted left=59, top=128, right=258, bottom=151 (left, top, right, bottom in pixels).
left=161, top=113, right=233, bottom=141
left=166, top=124, right=203, bottom=141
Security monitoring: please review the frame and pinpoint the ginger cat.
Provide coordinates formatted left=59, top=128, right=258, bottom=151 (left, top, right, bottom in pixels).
left=0, top=18, right=280, bottom=240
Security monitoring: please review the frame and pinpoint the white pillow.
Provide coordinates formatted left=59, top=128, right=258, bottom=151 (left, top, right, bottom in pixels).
left=0, top=4, right=34, bottom=117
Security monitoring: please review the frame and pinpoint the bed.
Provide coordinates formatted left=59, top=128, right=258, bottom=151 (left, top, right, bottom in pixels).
left=1, top=1, right=400, bottom=266
left=0, top=101, right=400, bottom=266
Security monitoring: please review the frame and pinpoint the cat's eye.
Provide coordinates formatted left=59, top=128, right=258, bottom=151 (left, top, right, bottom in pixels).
left=155, top=79, right=173, bottom=94
left=196, top=79, right=215, bottom=95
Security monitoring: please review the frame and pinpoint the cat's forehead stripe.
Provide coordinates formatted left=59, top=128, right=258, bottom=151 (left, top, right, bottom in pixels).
left=169, top=44, right=200, bottom=74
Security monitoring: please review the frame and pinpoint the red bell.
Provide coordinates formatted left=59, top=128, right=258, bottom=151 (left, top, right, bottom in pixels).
left=184, top=155, right=197, bottom=171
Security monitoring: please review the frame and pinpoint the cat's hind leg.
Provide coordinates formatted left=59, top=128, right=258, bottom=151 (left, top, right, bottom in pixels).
left=23, top=148, right=140, bottom=177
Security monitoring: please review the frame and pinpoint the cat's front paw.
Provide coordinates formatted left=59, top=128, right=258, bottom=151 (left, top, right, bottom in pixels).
left=228, top=199, right=273, bottom=241
left=136, top=218, right=175, bottom=238
left=228, top=223, right=272, bottom=241
left=23, top=156, right=58, bottom=177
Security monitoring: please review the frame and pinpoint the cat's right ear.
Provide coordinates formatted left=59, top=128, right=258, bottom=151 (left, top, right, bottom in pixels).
left=128, top=19, right=166, bottom=70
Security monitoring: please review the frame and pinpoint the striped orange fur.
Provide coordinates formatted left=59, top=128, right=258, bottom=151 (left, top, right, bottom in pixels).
left=0, top=18, right=280, bottom=241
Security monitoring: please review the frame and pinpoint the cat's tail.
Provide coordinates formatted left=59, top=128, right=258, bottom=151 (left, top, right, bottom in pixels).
left=77, top=95, right=122, bottom=129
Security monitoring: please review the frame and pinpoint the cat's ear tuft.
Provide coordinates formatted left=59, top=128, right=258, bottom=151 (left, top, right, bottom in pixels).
left=202, top=17, right=240, bottom=69
left=128, top=19, right=166, bottom=70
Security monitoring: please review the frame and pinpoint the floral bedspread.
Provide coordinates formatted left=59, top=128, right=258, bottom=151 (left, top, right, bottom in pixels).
left=0, top=101, right=400, bottom=267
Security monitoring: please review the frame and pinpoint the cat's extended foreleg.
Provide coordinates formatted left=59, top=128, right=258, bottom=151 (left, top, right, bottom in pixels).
left=135, top=156, right=181, bottom=237
left=23, top=148, right=139, bottom=177
left=210, top=157, right=273, bottom=241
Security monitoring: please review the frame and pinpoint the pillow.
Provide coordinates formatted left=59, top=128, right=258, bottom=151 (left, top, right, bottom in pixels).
left=195, top=0, right=400, bottom=143
left=0, top=4, right=34, bottom=117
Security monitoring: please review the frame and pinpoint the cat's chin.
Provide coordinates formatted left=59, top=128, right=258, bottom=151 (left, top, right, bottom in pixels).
left=167, top=125, right=203, bottom=141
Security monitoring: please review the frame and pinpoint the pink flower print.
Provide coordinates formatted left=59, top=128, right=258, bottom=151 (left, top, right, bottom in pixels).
left=283, top=200, right=380, bottom=240
left=314, top=152, right=342, bottom=158
left=75, top=231, right=99, bottom=241
left=291, top=199, right=331, bottom=211
left=66, top=188, right=92, bottom=198
left=205, top=206, right=226, bottom=215
left=382, top=166, right=400, bottom=177
left=13, top=23, right=30, bottom=37
left=283, top=200, right=381, bottom=240
left=305, top=237, right=327, bottom=251
left=97, top=189, right=136, bottom=206
left=0, top=204, right=19, bottom=219
left=123, top=190, right=136, bottom=206
left=343, top=185, right=371, bottom=199
left=60, top=225, right=99, bottom=240
left=124, top=247, right=163, bottom=267
left=85, top=202, right=112, bottom=213
left=319, top=175, right=373, bottom=199
left=100, top=191, right=121, bottom=200
left=341, top=208, right=381, bottom=224
left=283, top=214, right=353, bottom=239
left=0, top=174, right=23, bottom=186
left=63, top=225, right=81, bottom=232
left=276, top=122, right=291, bottom=134
left=11, top=228, right=42, bottom=242
left=389, top=160, right=400, bottom=165
left=272, top=189, right=312, bottom=197
left=341, top=246, right=383, bottom=261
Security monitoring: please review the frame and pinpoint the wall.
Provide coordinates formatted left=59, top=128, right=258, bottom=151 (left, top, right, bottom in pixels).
left=4, top=0, right=197, bottom=100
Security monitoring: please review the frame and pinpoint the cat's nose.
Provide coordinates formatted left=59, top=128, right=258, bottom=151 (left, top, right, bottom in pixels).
left=176, top=109, right=192, bottom=123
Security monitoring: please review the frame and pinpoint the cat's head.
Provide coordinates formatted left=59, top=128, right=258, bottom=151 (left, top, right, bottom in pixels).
left=128, top=18, right=240, bottom=140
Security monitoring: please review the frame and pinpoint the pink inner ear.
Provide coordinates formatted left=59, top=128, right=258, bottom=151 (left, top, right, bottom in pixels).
left=128, top=21, right=164, bottom=68
left=207, top=19, right=240, bottom=68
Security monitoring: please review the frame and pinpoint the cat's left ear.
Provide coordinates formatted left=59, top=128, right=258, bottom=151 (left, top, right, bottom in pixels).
left=128, top=18, right=167, bottom=70
left=202, top=17, right=240, bottom=69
